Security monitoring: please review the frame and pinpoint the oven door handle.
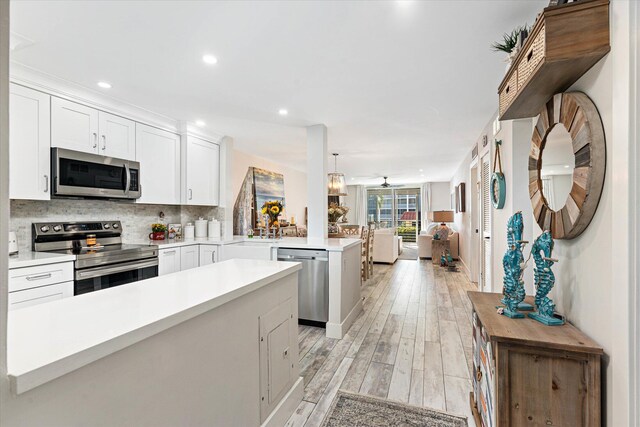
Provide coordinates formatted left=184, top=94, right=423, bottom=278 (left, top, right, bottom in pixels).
left=75, top=258, right=158, bottom=281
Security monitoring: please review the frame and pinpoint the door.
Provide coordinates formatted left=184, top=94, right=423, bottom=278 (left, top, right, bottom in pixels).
left=199, top=245, right=218, bottom=266
left=136, top=123, right=181, bottom=204
left=158, top=249, right=180, bottom=275
left=470, top=163, right=480, bottom=285
left=9, top=84, right=51, bottom=200
left=185, top=136, right=220, bottom=206
left=180, top=245, right=199, bottom=271
left=51, top=97, right=99, bottom=153
left=259, top=298, right=295, bottom=423
left=480, top=153, right=492, bottom=292
left=99, top=111, right=136, bottom=160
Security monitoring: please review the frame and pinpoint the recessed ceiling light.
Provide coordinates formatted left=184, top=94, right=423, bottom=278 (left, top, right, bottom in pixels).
left=419, top=169, right=423, bottom=172
left=396, top=0, right=413, bottom=7
left=279, top=109, right=288, bottom=116
left=564, top=165, right=570, bottom=168
left=195, top=120, right=206, bottom=127
left=202, top=54, right=218, bottom=65
left=97, top=81, right=112, bottom=89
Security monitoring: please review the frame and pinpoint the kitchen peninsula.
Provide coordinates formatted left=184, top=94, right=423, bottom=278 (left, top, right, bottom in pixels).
left=5, top=259, right=303, bottom=427
left=146, top=236, right=363, bottom=339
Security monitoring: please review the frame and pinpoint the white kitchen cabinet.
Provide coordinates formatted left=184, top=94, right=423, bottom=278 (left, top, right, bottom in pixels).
left=9, top=261, right=74, bottom=293
left=98, top=111, right=135, bottom=159
left=135, top=124, right=181, bottom=205
left=185, top=135, right=220, bottom=206
left=180, top=245, right=200, bottom=271
left=8, top=281, right=74, bottom=311
left=259, top=298, right=296, bottom=422
left=219, top=242, right=273, bottom=262
left=51, top=97, right=99, bottom=153
left=9, top=84, right=51, bottom=200
left=199, top=244, right=219, bottom=266
left=51, top=97, right=136, bottom=160
left=158, top=248, right=181, bottom=276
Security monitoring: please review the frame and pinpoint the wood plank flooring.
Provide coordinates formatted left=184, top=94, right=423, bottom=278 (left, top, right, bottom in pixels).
left=285, top=259, right=478, bottom=427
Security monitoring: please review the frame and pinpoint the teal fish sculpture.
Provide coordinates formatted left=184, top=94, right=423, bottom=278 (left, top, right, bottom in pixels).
left=528, top=231, right=564, bottom=326
left=500, top=212, right=527, bottom=318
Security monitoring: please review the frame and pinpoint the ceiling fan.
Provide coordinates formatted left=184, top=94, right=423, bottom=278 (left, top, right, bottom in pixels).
left=380, top=176, right=391, bottom=188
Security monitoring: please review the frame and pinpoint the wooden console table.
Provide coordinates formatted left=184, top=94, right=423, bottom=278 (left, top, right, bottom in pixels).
left=468, top=291, right=602, bottom=427
left=431, top=239, right=450, bottom=265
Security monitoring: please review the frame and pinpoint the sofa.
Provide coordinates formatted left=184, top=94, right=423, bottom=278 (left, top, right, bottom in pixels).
left=417, top=224, right=459, bottom=260
left=372, top=228, right=400, bottom=264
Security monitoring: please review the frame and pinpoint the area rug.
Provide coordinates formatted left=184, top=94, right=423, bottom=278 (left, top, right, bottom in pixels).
left=321, top=390, right=468, bottom=427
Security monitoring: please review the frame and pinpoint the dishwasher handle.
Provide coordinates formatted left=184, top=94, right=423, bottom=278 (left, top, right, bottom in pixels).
left=278, top=255, right=328, bottom=262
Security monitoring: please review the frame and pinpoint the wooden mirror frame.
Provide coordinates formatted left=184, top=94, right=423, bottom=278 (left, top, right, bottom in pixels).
left=528, top=92, right=606, bottom=240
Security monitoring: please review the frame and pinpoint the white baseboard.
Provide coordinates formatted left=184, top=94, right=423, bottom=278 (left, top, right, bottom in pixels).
left=458, top=257, right=471, bottom=280
left=326, top=299, right=363, bottom=339
left=261, top=376, right=304, bottom=427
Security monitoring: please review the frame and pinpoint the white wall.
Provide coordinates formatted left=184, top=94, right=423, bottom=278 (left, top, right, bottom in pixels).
left=232, top=149, right=307, bottom=228
left=430, top=182, right=452, bottom=211
left=450, top=151, right=472, bottom=277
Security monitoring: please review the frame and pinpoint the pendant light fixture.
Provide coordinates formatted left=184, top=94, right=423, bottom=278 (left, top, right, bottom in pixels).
left=328, top=153, right=348, bottom=196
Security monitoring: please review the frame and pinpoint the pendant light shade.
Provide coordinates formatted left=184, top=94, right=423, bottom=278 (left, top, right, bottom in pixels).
left=328, top=153, right=348, bottom=196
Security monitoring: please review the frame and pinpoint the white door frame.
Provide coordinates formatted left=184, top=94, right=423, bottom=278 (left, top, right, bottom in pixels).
left=479, top=151, right=492, bottom=293
left=469, top=159, right=480, bottom=285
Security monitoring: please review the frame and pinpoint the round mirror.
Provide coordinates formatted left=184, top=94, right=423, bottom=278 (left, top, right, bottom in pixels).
left=540, top=124, right=575, bottom=211
left=529, top=92, right=606, bottom=240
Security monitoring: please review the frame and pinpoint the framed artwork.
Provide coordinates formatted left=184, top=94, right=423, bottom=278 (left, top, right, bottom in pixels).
left=456, top=183, right=466, bottom=213
left=253, top=167, right=286, bottom=223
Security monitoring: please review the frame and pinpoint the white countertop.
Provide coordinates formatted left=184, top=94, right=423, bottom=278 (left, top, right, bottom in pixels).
left=7, top=259, right=301, bottom=394
left=9, top=251, right=76, bottom=269
left=143, top=236, right=361, bottom=252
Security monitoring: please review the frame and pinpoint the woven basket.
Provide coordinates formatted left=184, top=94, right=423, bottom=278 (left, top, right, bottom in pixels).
left=499, top=70, right=518, bottom=116
left=517, top=25, right=546, bottom=90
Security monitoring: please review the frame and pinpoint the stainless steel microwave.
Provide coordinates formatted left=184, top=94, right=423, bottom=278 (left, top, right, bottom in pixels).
left=51, top=148, right=141, bottom=199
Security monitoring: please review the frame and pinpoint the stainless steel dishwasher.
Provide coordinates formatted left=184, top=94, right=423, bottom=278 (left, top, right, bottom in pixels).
left=277, top=248, right=329, bottom=324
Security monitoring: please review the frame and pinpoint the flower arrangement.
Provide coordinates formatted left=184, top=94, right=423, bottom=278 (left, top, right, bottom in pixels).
left=151, top=223, right=167, bottom=232
left=328, top=202, right=349, bottom=223
left=261, top=200, right=284, bottom=228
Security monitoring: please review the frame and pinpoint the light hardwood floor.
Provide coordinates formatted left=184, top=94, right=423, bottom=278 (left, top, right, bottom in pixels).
left=285, top=259, right=478, bottom=427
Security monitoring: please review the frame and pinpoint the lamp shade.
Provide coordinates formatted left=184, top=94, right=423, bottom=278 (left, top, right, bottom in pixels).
left=328, top=172, right=348, bottom=196
left=428, top=210, right=454, bottom=223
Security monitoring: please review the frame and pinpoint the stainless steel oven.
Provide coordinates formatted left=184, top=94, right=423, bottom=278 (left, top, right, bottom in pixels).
left=51, top=148, right=141, bottom=199
left=33, top=221, right=158, bottom=296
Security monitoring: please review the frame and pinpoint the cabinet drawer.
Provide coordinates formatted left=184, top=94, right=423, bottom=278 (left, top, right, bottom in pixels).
left=517, top=25, right=546, bottom=90
left=9, top=262, right=74, bottom=292
left=8, top=281, right=74, bottom=311
left=498, top=70, right=518, bottom=117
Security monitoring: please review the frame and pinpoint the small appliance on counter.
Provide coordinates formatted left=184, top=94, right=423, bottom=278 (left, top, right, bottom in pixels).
left=184, top=223, right=195, bottom=240
left=8, top=231, right=18, bottom=255
left=195, top=218, right=208, bottom=238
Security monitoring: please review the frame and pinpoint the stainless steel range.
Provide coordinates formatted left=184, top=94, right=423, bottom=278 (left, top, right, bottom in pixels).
left=33, top=221, right=158, bottom=295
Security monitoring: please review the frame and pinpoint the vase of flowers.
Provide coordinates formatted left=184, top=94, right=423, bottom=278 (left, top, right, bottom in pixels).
left=261, top=200, right=284, bottom=229
left=149, top=223, right=167, bottom=240
left=328, top=203, right=349, bottom=236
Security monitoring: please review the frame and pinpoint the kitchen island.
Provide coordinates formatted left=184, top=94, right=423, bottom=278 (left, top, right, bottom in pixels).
left=5, top=259, right=303, bottom=427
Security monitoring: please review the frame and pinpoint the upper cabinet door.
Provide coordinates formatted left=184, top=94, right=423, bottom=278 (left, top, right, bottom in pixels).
left=9, top=84, right=51, bottom=200
left=99, top=111, right=136, bottom=160
left=185, top=136, right=220, bottom=206
left=135, top=124, right=181, bottom=205
left=51, top=97, right=99, bottom=154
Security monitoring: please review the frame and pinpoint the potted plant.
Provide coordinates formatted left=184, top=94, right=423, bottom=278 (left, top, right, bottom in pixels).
left=492, top=25, right=529, bottom=71
left=261, top=200, right=284, bottom=230
left=149, top=223, right=167, bottom=241
left=328, top=202, right=349, bottom=236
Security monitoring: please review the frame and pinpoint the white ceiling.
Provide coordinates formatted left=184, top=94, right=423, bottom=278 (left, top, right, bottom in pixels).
left=10, top=0, right=545, bottom=185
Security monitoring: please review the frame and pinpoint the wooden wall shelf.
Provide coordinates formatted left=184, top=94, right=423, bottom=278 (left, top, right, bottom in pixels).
left=468, top=292, right=603, bottom=426
left=498, top=0, right=610, bottom=121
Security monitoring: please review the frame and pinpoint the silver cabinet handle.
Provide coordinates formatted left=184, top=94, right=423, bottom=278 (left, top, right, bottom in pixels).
left=101, top=135, right=106, bottom=151
left=44, top=175, right=49, bottom=193
left=26, top=272, right=52, bottom=281
left=163, top=250, right=176, bottom=255
left=188, top=189, right=193, bottom=200
left=211, top=251, right=216, bottom=263
left=92, top=132, right=98, bottom=149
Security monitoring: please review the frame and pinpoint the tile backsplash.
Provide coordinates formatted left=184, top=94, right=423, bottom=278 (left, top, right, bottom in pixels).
left=10, top=199, right=224, bottom=251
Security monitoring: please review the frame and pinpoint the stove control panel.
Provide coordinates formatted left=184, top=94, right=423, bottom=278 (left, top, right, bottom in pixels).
left=33, top=221, right=123, bottom=237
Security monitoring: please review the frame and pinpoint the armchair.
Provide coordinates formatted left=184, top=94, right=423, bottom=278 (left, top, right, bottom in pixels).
left=372, top=228, right=400, bottom=264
